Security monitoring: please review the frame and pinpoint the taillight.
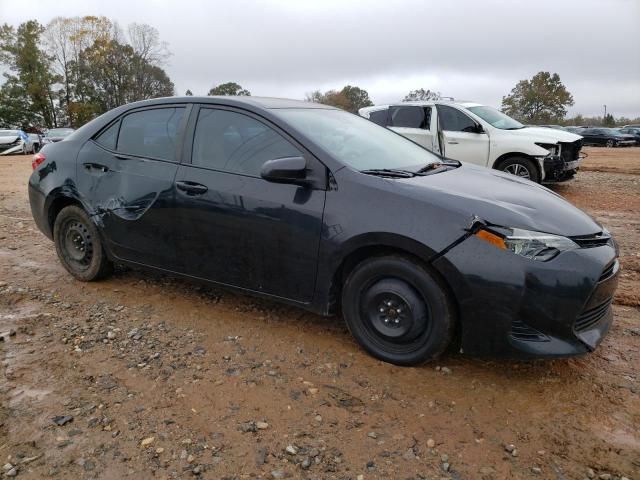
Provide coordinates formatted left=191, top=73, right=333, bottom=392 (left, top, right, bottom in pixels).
left=32, top=152, right=46, bottom=170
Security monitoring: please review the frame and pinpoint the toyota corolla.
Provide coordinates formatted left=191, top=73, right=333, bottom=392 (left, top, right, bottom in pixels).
left=28, top=97, right=619, bottom=365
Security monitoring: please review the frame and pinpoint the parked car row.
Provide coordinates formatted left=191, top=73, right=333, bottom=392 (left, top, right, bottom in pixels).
left=0, top=127, right=75, bottom=156
left=536, top=125, right=639, bottom=147
left=28, top=96, right=619, bottom=365
left=359, top=101, right=584, bottom=184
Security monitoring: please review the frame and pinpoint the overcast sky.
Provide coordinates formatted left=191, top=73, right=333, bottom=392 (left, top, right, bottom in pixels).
left=2, top=0, right=639, bottom=117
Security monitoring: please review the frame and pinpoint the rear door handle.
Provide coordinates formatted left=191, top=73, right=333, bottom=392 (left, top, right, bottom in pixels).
left=176, top=181, right=208, bottom=195
left=447, top=140, right=459, bottom=145
left=83, top=162, right=109, bottom=173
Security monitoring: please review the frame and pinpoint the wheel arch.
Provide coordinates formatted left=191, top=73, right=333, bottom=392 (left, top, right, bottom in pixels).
left=492, top=152, right=543, bottom=181
left=324, top=233, right=460, bottom=328
left=46, top=192, right=86, bottom=237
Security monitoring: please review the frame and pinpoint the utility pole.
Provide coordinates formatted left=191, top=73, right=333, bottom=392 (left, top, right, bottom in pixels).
left=603, top=105, right=607, bottom=120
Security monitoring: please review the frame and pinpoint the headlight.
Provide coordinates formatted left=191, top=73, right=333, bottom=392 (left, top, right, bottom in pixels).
left=535, top=142, right=559, bottom=156
left=475, top=227, right=578, bottom=261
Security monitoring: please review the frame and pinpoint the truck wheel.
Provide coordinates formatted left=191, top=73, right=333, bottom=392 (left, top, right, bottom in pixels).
left=53, top=205, right=113, bottom=281
left=341, top=255, right=455, bottom=366
left=498, top=157, right=540, bottom=183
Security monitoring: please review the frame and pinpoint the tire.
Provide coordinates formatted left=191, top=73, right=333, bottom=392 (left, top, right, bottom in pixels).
left=341, top=255, right=455, bottom=366
left=498, top=156, right=540, bottom=183
left=53, top=205, right=113, bottom=281
left=606, top=139, right=615, bottom=148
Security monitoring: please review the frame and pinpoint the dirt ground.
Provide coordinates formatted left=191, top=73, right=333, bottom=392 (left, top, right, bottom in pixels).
left=0, top=147, right=638, bottom=480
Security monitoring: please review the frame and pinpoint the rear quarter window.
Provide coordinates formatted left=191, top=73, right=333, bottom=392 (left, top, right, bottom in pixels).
left=117, top=107, right=185, bottom=161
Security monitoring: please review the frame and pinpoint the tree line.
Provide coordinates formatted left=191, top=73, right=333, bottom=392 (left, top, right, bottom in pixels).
left=0, top=16, right=176, bottom=130
left=1, top=19, right=637, bottom=131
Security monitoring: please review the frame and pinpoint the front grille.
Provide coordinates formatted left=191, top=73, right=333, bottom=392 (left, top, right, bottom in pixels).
left=511, top=319, right=549, bottom=342
left=571, top=232, right=612, bottom=249
left=574, top=299, right=612, bottom=332
left=560, top=139, right=583, bottom=162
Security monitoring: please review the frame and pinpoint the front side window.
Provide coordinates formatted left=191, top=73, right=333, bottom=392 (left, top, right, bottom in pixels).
left=390, top=106, right=430, bottom=129
left=437, top=105, right=478, bottom=133
left=117, top=107, right=185, bottom=161
left=192, top=108, right=302, bottom=176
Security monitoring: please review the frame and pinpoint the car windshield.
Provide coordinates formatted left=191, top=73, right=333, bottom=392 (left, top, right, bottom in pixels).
left=0, top=131, right=18, bottom=137
left=276, top=108, right=439, bottom=171
left=47, top=128, right=73, bottom=137
left=467, top=106, right=524, bottom=130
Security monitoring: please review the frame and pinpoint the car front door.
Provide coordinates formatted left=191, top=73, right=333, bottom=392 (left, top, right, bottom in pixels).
left=75, top=105, right=188, bottom=270
left=173, top=105, right=326, bottom=303
left=388, top=105, right=435, bottom=151
left=435, top=104, right=490, bottom=166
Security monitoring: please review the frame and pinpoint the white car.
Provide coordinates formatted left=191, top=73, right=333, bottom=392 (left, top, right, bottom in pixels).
left=0, top=129, right=35, bottom=155
left=359, top=101, right=584, bottom=184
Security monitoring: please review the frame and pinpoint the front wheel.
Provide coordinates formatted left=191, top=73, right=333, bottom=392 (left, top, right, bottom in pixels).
left=341, top=255, right=455, bottom=365
left=606, top=139, right=615, bottom=148
left=498, top=157, right=541, bottom=183
left=53, top=205, right=113, bottom=281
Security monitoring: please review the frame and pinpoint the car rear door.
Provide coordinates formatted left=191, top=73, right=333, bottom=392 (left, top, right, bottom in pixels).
left=172, top=105, right=326, bottom=303
left=75, top=104, right=189, bottom=270
left=435, top=104, right=489, bottom=166
left=388, top=105, right=436, bottom=151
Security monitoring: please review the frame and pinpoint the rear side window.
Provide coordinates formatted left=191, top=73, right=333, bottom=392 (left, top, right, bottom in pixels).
left=95, top=121, right=119, bottom=149
left=368, top=109, right=389, bottom=126
left=437, top=105, right=477, bottom=132
left=390, top=106, right=430, bottom=129
left=192, top=108, right=302, bottom=176
left=117, top=107, right=185, bottom=161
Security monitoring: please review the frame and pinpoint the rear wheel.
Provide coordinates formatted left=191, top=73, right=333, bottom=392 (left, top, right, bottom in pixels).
left=498, top=157, right=540, bottom=183
left=53, top=205, right=113, bottom=281
left=341, top=255, right=454, bottom=365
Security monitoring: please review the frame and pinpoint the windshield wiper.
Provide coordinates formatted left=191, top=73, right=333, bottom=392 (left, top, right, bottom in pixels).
left=416, top=162, right=443, bottom=173
left=360, top=168, right=415, bottom=178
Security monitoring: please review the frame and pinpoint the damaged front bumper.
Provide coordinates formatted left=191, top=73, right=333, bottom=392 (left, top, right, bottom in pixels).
left=432, top=230, right=618, bottom=358
left=541, top=154, right=581, bottom=183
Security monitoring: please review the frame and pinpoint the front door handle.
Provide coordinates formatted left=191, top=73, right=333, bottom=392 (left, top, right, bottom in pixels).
left=447, top=140, right=459, bottom=145
left=83, top=162, right=109, bottom=173
left=176, top=181, right=208, bottom=195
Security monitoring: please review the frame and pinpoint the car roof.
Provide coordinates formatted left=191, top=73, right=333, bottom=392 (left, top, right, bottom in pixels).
left=359, top=100, right=482, bottom=114
left=120, top=96, right=336, bottom=110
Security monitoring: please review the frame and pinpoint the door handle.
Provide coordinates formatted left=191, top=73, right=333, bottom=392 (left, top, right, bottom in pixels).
left=176, top=181, right=208, bottom=195
left=447, top=141, right=459, bottom=145
left=83, top=163, right=109, bottom=173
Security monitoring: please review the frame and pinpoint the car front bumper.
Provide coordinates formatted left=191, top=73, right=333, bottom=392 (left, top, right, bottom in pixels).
left=541, top=155, right=581, bottom=183
left=432, top=234, right=619, bottom=358
left=0, top=144, right=23, bottom=155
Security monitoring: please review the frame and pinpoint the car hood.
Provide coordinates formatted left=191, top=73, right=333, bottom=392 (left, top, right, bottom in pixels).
left=506, top=127, right=582, bottom=143
left=398, top=164, right=601, bottom=237
left=0, top=136, right=20, bottom=145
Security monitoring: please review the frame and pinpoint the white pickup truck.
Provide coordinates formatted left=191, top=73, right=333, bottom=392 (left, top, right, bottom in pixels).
left=359, top=101, right=584, bottom=184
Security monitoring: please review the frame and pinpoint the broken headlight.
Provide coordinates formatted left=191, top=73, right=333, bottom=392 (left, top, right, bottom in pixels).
left=475, top=227, right=578, bottom=261
left=535, top=142, right=560, bottom=157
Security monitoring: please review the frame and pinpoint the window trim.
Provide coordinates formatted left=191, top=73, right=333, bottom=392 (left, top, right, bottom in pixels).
left=90, top=104, right=191, bottom=163
left=184, top=104, right=326, bottom=184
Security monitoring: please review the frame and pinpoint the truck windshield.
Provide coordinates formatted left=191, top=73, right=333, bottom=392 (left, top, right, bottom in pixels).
left=467, top=106, right=524, bottom=130
left=276, top=108, right=440, bottom=172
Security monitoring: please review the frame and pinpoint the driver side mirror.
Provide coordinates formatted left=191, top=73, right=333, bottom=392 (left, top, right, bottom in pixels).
left=260, top=156, right=309, bottom=186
